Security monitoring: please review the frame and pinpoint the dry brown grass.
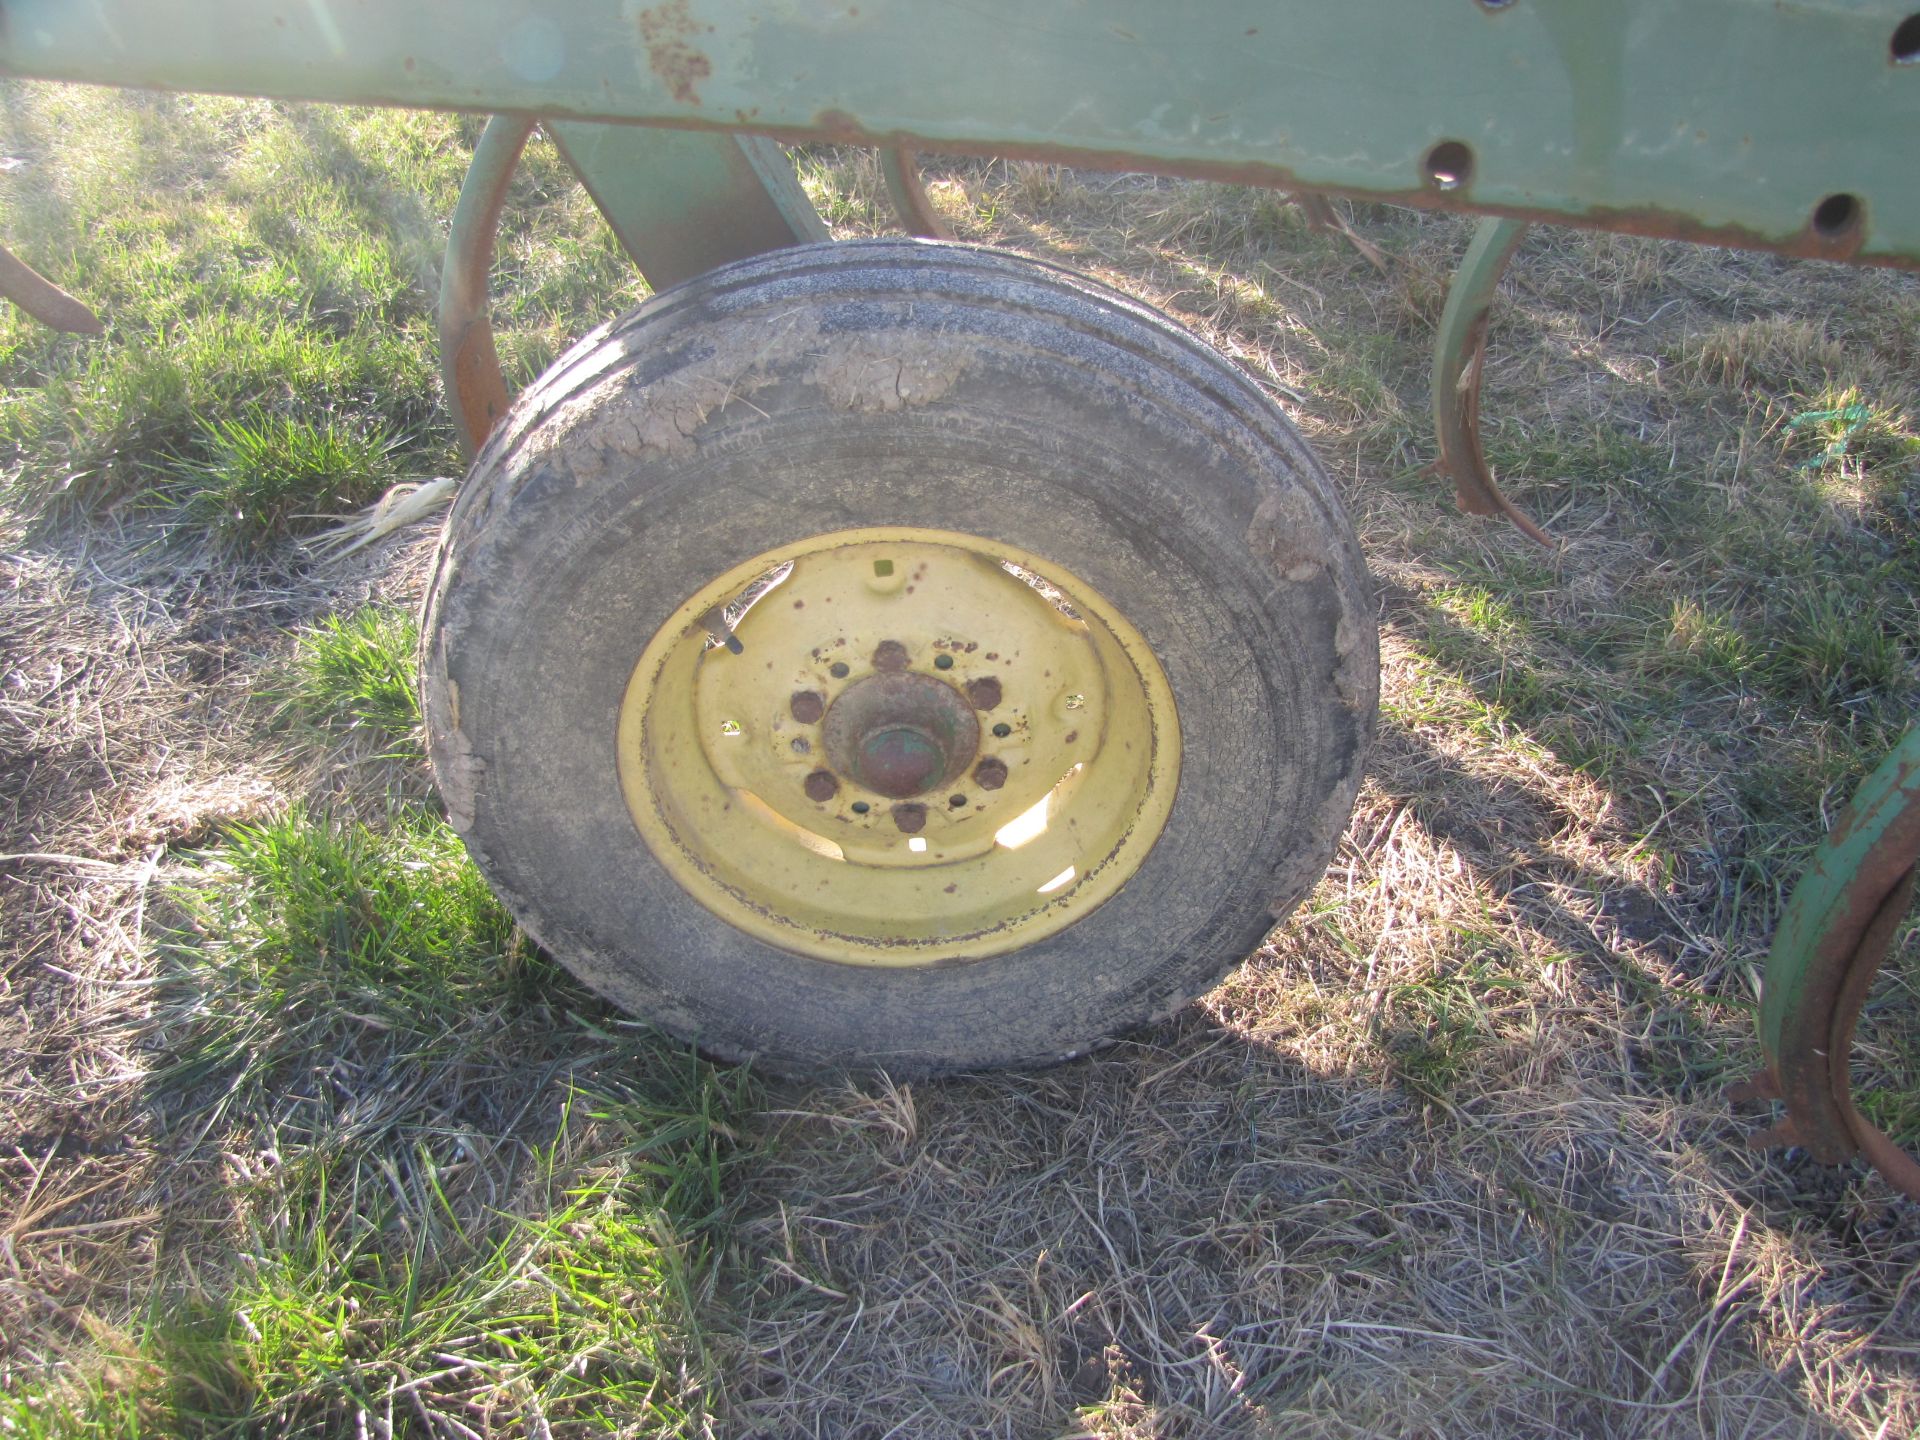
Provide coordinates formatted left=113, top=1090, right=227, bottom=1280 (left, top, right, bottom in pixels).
left=7, top=121, right=1920, bottom=1437
left=0, top=522, right=433, bottom=1350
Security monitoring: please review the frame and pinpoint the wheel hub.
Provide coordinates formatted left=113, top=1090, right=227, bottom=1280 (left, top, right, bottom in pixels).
left=823, top=670, right=980, bottom=799
left=615, top=527, right=1180, bottom=966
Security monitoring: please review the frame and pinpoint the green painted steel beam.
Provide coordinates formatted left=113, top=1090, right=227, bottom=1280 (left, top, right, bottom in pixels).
left=545, top=125, right=826, bottom=290
left=6, top=2, right=1920, bottom=266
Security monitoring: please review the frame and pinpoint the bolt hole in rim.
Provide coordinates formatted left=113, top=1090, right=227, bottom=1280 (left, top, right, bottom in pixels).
left=616, top=528, right=1179, bottom=965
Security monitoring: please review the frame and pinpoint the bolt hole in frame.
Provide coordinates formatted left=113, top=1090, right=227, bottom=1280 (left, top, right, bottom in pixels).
left=1422, top=139, right=1474, bottom=193
left=1895, top=12, right=1920, bottom=62
left=1814, top=191, right=1865, bottom=240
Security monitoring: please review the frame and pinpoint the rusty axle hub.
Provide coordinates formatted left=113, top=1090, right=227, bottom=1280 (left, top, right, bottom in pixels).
left=822, top=670, right=981, bottom=800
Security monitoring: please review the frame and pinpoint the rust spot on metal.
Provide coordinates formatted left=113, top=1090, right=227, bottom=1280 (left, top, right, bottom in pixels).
left=1430, top=221, right=1554, bottom=545
left=1436, top=318, right=1552, bottom=545
left=1754, top=760, right=1920, bottom=1185
left=1745, top=1119, right=1804, bottom=1152
left=1580, top=199, right=1870, bottom=265
left=965, top=676, right=1002, bottom=711
left=439, top=115, right=533, bottom=456
left=788, top=690, right=825, bottom=724
left=811, top=108, right=867, bottom=146
left=974, top=757, right=1009, bottom=791
left=856, top=727, right=942, bottom=797
left=1822, top=864, right=1920, bottom=1195
left=803, top=769, right=839, bottom=803
left=891, top=802, right=927, bottom=834
left=450, top=324, right=511, bottom=451
left=872, top=639, right=910, bottom=673
left=638, top=0, right=713, bottom=106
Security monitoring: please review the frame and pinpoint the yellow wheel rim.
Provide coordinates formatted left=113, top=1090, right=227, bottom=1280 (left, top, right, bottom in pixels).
left=616, top=527, right=1180, bottom=965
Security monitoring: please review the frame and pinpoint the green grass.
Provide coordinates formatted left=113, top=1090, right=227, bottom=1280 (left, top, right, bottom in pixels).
left=1639, top=598, right=1753, bottom=693
left=1378, top=954, right=1532, bottom=1102
left=279, top=605, right=421, bottom=749
left=188, top=412, right=401, bottom=545
left=153, top=809, right=532, bottom=1117
left=4, top=1111, right=741, bottom=1438
left=0, top=90, right=740, bottom=1433
left=0, top=88, right=638, bottom=543
left=0, top=806, right=756, bottom=1437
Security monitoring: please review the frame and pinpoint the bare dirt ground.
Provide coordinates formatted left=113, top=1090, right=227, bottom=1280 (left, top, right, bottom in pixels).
left=5, top=99, right=1920, bottom=1438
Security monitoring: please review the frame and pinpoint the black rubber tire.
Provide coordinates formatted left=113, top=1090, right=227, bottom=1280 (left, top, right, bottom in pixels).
left=421, top=238, right=1375, bottom=1076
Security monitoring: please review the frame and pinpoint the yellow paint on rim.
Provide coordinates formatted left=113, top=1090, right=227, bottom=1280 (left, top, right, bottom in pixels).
left=616, top=528, right=1179, bottom=965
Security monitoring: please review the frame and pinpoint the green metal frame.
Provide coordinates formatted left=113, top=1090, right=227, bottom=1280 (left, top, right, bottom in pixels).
left=8, top=1, right=1920, bottom=267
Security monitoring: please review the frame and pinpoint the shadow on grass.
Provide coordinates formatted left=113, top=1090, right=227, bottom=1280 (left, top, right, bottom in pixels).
left=117, top=808, right=756, bottom=1437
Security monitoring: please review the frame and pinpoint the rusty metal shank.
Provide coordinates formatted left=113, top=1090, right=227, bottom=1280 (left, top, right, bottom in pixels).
left=1748, top=725, right=1920, bottom=1193
left=438, top=114, right=533, bottom=457
left=0, top=244, right=103, bottom=334
left=879, top=149, right=952, bottom=241
left=1827, top=866, right=1920, bottom=1200
left=1430, top=217, right=1551, bottom=546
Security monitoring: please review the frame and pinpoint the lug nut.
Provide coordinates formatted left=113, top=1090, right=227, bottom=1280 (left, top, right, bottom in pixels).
left=965, top=676, right=1002, bottom=711
left=892, top=802, right=928, bottom=834
left=873, top=639, right=910, bottom=673
left=790, top=690, right=825, bottom=724
left=974, top=757, right=1009, bottom=791
left=804, top=769, right=840, bottom=802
